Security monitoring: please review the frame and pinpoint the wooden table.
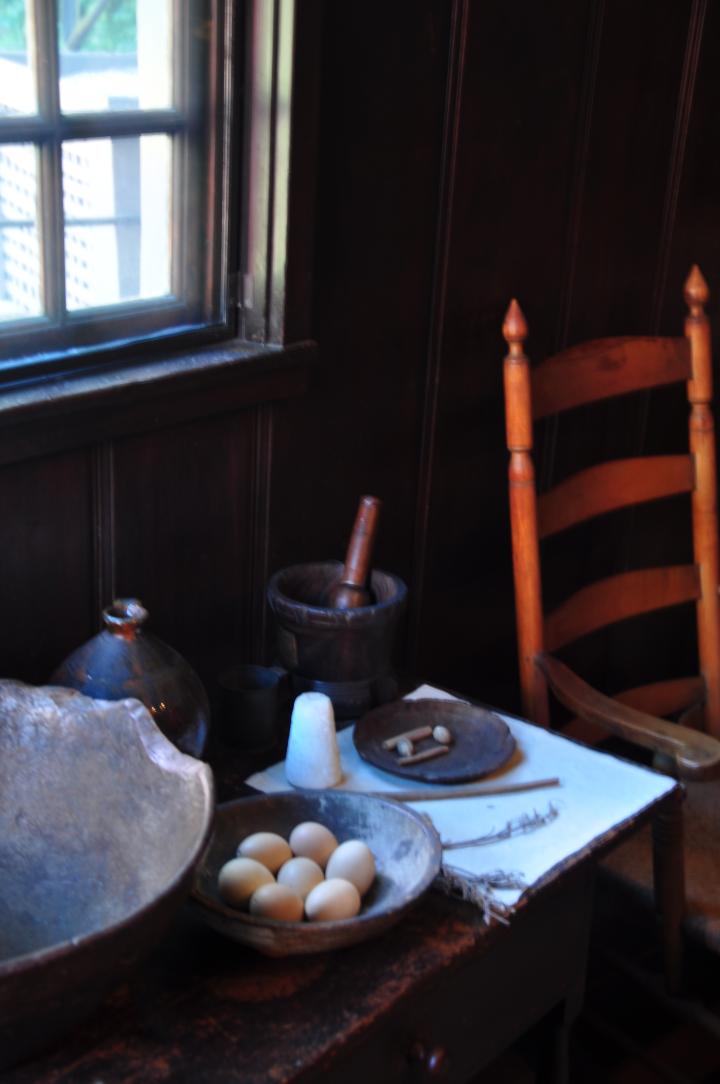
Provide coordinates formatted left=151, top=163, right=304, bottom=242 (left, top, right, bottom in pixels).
left=3, top=716, right=682, bottom=1084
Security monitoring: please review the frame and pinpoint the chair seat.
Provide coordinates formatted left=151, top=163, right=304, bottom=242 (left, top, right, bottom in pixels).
left=602, top=781, right=720, bottom=953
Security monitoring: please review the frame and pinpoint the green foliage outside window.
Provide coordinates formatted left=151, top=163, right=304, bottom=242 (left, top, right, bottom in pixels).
left=0, top=0, right=28, bottom=50
left=0, top=1, right=137, bottom=54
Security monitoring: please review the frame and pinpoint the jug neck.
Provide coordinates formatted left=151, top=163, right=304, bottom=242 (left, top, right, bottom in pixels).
left=102, top=598, right=148, bottom=641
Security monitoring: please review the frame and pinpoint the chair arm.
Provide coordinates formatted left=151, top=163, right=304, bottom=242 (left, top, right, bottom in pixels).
left=537, top=652, right=720, bottom=782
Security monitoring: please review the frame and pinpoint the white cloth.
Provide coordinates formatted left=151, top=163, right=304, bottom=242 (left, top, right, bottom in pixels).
left=246, top=685, right=675, bottom=909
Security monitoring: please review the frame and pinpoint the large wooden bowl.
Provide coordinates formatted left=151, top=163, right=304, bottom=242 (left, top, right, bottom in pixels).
left=190, top=790, right=442, bottom=956
left=0, top=681, right=214, bottom=1069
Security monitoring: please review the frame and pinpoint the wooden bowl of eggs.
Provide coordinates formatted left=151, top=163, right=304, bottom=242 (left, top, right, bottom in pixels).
left=189, top=790, right=442, bottom=956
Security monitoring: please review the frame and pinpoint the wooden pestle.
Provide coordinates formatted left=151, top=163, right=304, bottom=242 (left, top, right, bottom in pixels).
left=325, top=495, right=382, bottom=609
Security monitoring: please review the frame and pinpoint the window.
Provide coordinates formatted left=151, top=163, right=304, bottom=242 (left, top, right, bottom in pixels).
left=0, top=1, right=232, bottom=377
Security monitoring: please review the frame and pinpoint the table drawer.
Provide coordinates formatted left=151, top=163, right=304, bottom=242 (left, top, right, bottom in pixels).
left=312, top=867, right=593, bottom=1083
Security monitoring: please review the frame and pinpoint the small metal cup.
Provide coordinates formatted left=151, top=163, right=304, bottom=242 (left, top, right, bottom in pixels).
left=218, top=664, right=285, bottom=751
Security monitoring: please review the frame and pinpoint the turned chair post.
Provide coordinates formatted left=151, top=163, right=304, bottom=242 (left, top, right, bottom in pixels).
left=685, top=266, right=720, bottom=736
left=503, top=300, right=549, bottom=727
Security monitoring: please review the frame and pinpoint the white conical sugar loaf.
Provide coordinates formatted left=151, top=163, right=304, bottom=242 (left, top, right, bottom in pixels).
left=285, top=692, right=343, bottom=789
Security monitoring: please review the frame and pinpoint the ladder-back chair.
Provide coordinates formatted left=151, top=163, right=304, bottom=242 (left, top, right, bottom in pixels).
left=501, top=266, right=720, bottom=988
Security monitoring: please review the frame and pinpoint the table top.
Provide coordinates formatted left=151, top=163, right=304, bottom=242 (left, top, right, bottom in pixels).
left=249, top=685, right=678, bottom=910
left=3, top=692, right=682, bottom=1083
left=4, top=881, right=526, bottom=1083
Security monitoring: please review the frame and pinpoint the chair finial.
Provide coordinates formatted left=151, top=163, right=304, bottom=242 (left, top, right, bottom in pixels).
left=503, top=299, right=528, bottom=347
left=684, top=264, right=709, bottom=311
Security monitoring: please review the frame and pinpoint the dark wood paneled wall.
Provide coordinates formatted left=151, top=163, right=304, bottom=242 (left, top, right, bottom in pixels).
left=1, top=0, right=719, bottom=726
left=0, top=407, right=266, bottom=701
left=408, top=0, right=720, bottom=710
left=268, top=0, right=453, bottom=611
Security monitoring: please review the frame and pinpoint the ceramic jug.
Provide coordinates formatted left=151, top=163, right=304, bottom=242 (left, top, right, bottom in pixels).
left=51, top=598, right=210, bottom=758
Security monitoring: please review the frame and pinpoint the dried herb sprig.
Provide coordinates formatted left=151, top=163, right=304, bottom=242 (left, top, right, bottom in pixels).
left=432, top=803, right=560, bottom=924
left=435, top=866, right=527, bottom=925
left=441, top=802, right=559, bottom=851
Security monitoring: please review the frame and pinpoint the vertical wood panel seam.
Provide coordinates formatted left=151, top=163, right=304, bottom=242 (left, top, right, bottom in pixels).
left=406, top=0, right=469, bottom=671
left=650, top=0, right=707, bottom=331
left=250, top=403, right=274, bottom=661
left=624, top=0, right=706, bottom=573
left=553, top=0, right=606, bottom=353
left=541, top=0, right=605, bottom=493
left=91, top=441, right=116, bottom=621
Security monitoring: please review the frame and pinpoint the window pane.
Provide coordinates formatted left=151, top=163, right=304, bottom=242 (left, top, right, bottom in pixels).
left=63, top=135, right=171, bottom=311
left=0, top=143, right=41, bottom=321
left=59, top=0, right=172, bottom=113
left=0, top=0, right=36, bottom=115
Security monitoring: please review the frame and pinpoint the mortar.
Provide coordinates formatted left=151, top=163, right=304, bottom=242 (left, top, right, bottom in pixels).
left=266, top=561, right=407, bottom=719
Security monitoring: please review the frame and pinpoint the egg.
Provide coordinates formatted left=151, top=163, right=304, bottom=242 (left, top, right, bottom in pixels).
left=289, top=821, right=338, bottom=868
left=249, top=882, right=304, bottom=922
left=218, top=857, right=274, bottom=908
left=304, top=878, right=361, bottom=921
left=277, top=856, right=325, bottom=900
left=237, top=831, right=292, bottom=872
left=325, top=839, right=376, bottom=896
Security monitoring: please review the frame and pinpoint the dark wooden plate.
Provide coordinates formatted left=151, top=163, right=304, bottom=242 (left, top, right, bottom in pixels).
left=353, top=698, right=516, bottom=783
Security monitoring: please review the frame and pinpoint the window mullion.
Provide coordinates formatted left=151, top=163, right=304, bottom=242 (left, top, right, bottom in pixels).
left=32, top=0, right=66, bottom=326
left=172, top=0, right=189, bottom=307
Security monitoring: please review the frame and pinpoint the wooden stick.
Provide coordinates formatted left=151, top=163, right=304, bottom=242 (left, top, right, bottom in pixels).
left=397, top=744, right=449, bottom=766
left=364, top=777, right=561, bottom=802
left=381, top=725, right=433, bottom=750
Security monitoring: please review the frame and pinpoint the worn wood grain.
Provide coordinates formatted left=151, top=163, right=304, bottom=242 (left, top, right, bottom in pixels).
left=686, top=268, right=720, bottom=733
left=112, top=413, right=257, bottom=696
left=538, top=456, right=694, bottom=539
left=564, top=676, right=706, bottom=747
left=2, top=739, right=680, bottom=1084
left=538, top=653, right=720, bottom=781
left=532, top=337, right=690, bottom=421
left=503, top=302, right=548, bottom=726
left=0, top=450, right=95, bottom=683
left=544, top=565, right=701, bottom=653
left=614, top=676, right=706, bottom=718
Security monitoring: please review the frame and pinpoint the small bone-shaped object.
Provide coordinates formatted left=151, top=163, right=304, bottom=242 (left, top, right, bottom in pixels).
left=397, top=744, right=450, bottom=767
left=381, top=725, right=432, bottom=751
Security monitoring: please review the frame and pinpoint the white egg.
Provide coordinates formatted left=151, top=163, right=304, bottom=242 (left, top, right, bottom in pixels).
left=218, top=857, right=274, bottom=908
left=289, top=821, right=338, bottom=868
left=305, top=878, right=361, bottom=921
left=249, top=882, right=304, bottom=922
left=237, top=831, right=292, bottom=872
left=277, top=856, right=325, bottom=900
left=325, top=839, right=376, bottom=896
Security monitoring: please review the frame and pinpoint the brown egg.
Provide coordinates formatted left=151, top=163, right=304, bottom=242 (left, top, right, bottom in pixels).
left=289, top=821, right=338, bottom=868
left=249, top=882, right=304, bottom=922
left=237, top=831, right=292, bottom=873
left=325, top=839, right=376, bottom=896
left=304, top=878, right=361, bottom=921
left=218, top=857, right=274, bottom=908
left=277, top=856, right=324, bottom=900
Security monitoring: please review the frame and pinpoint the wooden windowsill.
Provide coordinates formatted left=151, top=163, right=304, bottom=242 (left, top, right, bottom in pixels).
left=0, top=338, right=316, bottom=466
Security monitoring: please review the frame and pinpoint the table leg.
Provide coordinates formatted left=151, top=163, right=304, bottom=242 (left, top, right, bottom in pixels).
left=536, top=866, right=595, bottom=1084
left=651, top=787, right=685, bottom=994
